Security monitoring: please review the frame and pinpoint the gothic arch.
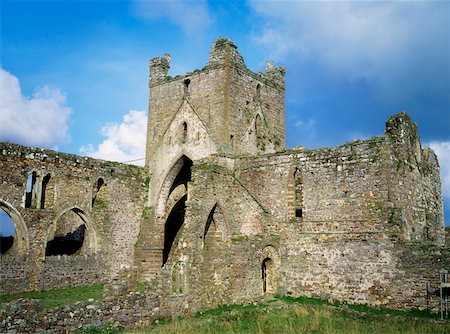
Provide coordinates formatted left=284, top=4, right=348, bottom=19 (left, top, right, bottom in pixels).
left=258, top=245, right=280, bottom=296
left=159, top=155, right=193, bottom=266
left=156, top=154, right=193, bottom=217
left=0, top=199, right=29, bottom=256
left=203, top=202, right=230, bottom=246
left=163, top=194, right=187, bottom=265
left=46, top=206, right=98, bottom=256
left=287, top=166, right=303, bottom=219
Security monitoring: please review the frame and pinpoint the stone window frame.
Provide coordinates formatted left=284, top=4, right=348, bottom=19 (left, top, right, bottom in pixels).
left=0, top=199, right=29, bottom=256
left=24, top=170, right=41, bottom=209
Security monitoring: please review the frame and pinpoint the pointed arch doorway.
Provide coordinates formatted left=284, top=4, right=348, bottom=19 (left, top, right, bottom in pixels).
left=262, top=257, right=276, bottom=295
left=161, top=155, right=193, bottom=266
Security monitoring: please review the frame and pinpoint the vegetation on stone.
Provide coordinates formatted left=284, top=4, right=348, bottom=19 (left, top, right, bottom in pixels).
left=0, top=284, right=104, bottom=309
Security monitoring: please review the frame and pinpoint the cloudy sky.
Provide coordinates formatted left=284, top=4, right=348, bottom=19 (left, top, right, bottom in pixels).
left=1, top=0, right=449, bottom=227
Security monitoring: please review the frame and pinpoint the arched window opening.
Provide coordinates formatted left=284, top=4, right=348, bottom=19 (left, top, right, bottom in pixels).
left=0, top=208, right=15, bottom=254
left=262, top=257, right=276, bottom=295
left=162, top=156, right=193, bottom=266
left=25, top=171, right=39, bottom=208
left=168, top=158, right=192, bottom=195
left=294, top=169, right=303, bottom=218
left=92, top=178, right=106, bottom=208
left=40, top=173, right=54, bottom=209
left=182, top=122, right=188, bottom=142
left=46, top=208, right=87, bottom=256
left=183, top=79, right=191, bottom=95
left=256, top=83, right=261, bottom=100
left=163, top=194, right=187, bottom=265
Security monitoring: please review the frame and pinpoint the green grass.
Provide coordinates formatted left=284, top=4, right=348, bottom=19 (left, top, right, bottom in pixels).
left=275, top=295, right=441, bottom=319
left=0, top=284, right=104, bottom=309
left=126, top=302, right=449, bottom=334
left=84, top=295, right=450, bottom=334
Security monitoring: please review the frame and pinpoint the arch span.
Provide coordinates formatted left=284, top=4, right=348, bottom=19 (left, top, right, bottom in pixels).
left=0, top=199, right=29, bottom=256
left=203, top=202, right=230, bottom=245
left=156, top=154, right=193, bottom=217
left=46, top=207, right=99, bottom=256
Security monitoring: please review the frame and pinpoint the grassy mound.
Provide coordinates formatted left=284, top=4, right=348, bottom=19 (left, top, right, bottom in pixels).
left=0, top=284, right=104, bottom=308
left=84, top=295, right=450, bottom=334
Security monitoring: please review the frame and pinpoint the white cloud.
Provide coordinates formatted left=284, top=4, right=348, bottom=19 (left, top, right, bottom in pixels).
left=428, top=141, right=450, bottom=200
left=80, top=110, right=147, bottom=166
left=0, top=68, right=71, bottom=148
left=132, top=0, right=213, bottom=34
left=250, top=1, right=449, bottom=99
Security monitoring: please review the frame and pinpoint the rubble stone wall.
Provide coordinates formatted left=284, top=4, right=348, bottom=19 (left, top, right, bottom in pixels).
left=0, top=143, right=146, bottom=293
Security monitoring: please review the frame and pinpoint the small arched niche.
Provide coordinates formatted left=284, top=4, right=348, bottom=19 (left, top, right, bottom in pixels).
left=92, top=178, right=107, bottom=208
left=182, top=122, right=188, bottom=142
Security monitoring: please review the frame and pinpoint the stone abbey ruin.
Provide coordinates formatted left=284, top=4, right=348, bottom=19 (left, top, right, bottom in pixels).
left=0, top=38, right=449, bottom=329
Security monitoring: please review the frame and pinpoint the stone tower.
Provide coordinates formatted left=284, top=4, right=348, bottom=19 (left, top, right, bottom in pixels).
left=145, top=37, right=286, bottom=166
left=141, top=38, right=286, bottom=273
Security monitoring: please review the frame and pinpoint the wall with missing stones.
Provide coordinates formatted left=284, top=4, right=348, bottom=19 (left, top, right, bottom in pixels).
left=142, top=111, right=447, bottom=314
left=0, top=37, right=448, bottom=332
left=0, top=143, right=146, bottom=293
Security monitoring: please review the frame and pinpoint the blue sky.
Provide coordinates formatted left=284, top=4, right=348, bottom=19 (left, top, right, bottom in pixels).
left=0, top=0, right=449, bottom=232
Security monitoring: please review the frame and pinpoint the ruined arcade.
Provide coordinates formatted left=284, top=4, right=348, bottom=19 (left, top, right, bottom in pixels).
left=0, top=38, right=448, bottom=326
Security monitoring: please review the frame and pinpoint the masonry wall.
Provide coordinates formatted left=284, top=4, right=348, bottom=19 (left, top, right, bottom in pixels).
left=147, top=112, right=446, bottom=312
left=0, top=143, right=146, bottom=294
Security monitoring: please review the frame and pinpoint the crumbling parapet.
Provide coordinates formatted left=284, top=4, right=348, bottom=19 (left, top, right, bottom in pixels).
left=207, top=37, right=245, bottom=68
left=149, top=54, right=171, bottom=86
left=384, top=112, right=445, bottom=245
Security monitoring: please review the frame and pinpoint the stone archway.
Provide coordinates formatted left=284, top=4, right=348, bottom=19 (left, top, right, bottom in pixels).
left=160, top=155, right=193, bottom=266
left=0, top=199, right=29, bottom=256
left=46, top=207, right=98, bottom=256
left=262, top=257, right=276, bottom=295
left=258, top=245, right=280, bottom=296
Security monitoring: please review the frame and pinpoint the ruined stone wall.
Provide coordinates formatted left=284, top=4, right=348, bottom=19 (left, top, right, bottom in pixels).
left=142, top=38, right=287, bottom=277
left=0, top=143, right=146, bottom=294
left=145, top=38, right=285, bottom=171
left=227, top=65, right=285, bottom=155
left=385, top=113, right=445, bottom=245
left=156, top=159, right=275, bottom=309
left=149, top=111, right=446, bottom=312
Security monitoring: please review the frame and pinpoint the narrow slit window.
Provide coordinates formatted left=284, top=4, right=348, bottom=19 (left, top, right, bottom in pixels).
left=294, top=168, right=303, bottom=218
left=182, top=122, right=187, bottom=142
left=183, top=79, right=191, bottom=95
left=92, top=178, right=105, bottom=207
